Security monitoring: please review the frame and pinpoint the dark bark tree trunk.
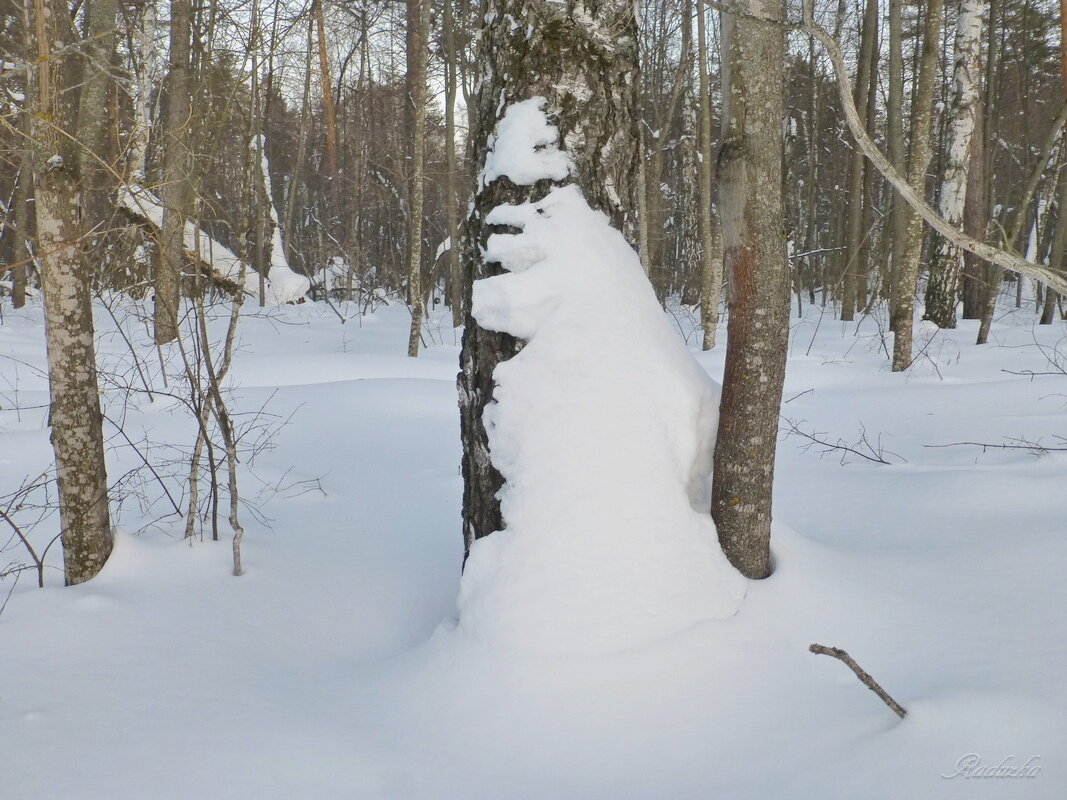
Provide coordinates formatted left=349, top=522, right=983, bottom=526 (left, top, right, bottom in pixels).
left=444, top=0, right=463, bottom=327
left=961, top=97, right=988, bottom=318
left=155, top=0, right=193, bottom=344
left=885, top=0, right=905, bottom=320
left=711, top=0, right=789, bottom=580
left=890, top=0, right=944, bottom=369
left=405, top=0, right=428, bottom=356
left=76, top=0, right=119, bottom=225
left=841, top=0, right=878, bottom=321
left=1040, top=151, right=1067, bottom=324
left=12, top=134, right=31, bottom=309
left=458, top=0, right=640, bottom=559
left=697, top=0, right=723, bottom=349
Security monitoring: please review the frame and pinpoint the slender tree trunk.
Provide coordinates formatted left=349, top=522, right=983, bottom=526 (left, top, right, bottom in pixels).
left=458, top=0, right=640, bottom=559
left=711, top=0, right=789, bottom=579
left=155, top=0, right=193, bottom=344
left=12, top=131, right=31, bottom=309
left=977, top=101, right=1067, bottom=341
left=1040, top=10, right=1067, bottom=324
left=923, top=0, right=988, bottom=328
left=444, top=0, right=463, bottom=327
left=960, top=95, right=987, bottom=318
left=890, top=0, right=944, bottom=370
left=1039, top=166, right=1067, bottom=322
left=697, top=0, right=723, bottom=349
left=285, top=18, right=314, bottom=272
left=646, top=14, right=691, bottom=299
left=885, top=0, right=905, bottom=320
left=405, top=0, right=429, bottom=356
left=312, top=0, right=338, bottom=181
left=128, top=0, right=161, bottom=185
left=856, top=32, right=880, bottom=315
left=28, top=0, right=113, bottom=584
left=802, top=38, right=823, bottom=307
left=76, top=0, right=120, bottom=226
left=841, top=0, right=878, bottom=321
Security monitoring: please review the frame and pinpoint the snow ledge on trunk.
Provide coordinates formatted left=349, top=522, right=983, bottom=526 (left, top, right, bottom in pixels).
left=457, top=99, right=746, bottom=655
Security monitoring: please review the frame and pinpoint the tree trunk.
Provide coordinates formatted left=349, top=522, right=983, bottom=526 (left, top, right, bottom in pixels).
left=405, top=0, right=429, bottom=356
left=313, top=0, right=338, bottom=181
left=458, top=0, right=640, bottom=559
left=977, top=101, right=1067, bottom=341
left=890, top=0, right=944, bottom=370
left=960, top=94, right=987, bottom=319
left=841, top=0, right=878, bottom=321
left=697, top=0, right=723, bottom=349
left=28, top=0, right=113, bottom=584
left=155, top=0, right=193, bottom=344
left=645, top=13, right=691, bottom=299
left=444, top=0, right=463, bottom=327
left=856, top=33, right=880, bottom=315
left=711, top=0, right=789, bottom=579
left=285, top=17, right=314, bottom=273
left=128, top=0, right=162, bottom=185
left=924, top=0, right=988, bottom=328
left=76, top=0, right=120, bottom=224
left=1041, top=163, right=1067, bottom=322
left=885, top=0, right=905, bottom=320
left=12, top=128, right=31, bottom=309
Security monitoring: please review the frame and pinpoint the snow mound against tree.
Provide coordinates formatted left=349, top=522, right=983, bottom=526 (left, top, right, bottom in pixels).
left=457, top=100, right=747, bottom=655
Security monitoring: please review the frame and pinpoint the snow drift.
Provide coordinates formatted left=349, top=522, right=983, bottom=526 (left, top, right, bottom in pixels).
left=457, top=99, right=746, bottom=654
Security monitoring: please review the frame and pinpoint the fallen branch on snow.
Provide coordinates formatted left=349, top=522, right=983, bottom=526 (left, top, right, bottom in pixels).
left=925, top=437, right=1067, bottom=454
left=809, top=643, right=907, bottom=719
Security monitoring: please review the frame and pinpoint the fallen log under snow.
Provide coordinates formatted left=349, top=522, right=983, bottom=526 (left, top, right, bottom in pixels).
left=118, top=186, right=310, bottom=304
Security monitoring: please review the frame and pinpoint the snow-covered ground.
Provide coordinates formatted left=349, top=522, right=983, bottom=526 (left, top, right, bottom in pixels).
left=1, top=296, right=1065, bottom=799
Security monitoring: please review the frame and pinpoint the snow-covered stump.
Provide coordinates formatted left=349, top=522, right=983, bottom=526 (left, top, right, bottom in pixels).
left=457, top=102, right=746, bottom=654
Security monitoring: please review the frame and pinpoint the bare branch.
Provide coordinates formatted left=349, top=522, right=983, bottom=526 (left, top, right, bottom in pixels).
left=800, top=0, right=1067, bottom=296
left=810, top=643, right=907, bottom=719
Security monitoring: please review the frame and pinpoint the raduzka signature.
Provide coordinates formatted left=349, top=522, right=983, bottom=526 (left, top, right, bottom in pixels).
left=941, top=754, right=1041, bottom=779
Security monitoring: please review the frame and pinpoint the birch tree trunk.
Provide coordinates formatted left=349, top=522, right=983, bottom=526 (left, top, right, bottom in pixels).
left=28, top=0, right=113, bottom=584
left=405, top=0, right=428, bottom=356
left=890, top=0, right=944, bottom=370
left=458, top=0, right=640, bottom=559
left=128, top=0, right=162, bottom=185
left=155, top=0, right=193, bottom=344
left=711, top=0, right=789, bottom=579
left=923, top=0, right=988, bottom=328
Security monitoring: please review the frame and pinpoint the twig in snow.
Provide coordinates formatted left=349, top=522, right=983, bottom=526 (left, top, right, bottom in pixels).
left=781, top=416, right=904, bottom=464
left=809, top=643, right=907, bottom=719
left=925, top=437, right=1067, bottom=454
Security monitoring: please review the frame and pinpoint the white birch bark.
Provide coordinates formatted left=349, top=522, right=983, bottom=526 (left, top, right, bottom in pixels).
left=28, top=0, right=113, bottom=584
left=128, top=0, right=163, bottom=185
left=924, top=0, right=988, bottom=328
